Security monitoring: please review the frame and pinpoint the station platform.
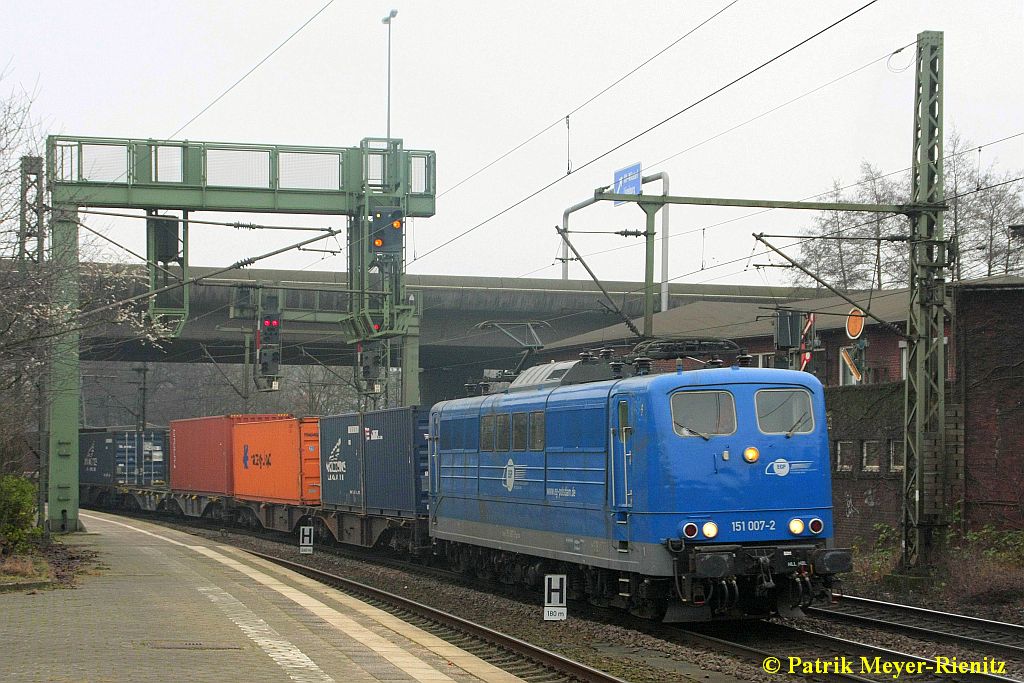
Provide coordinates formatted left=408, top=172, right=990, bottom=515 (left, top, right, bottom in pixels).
left=1, top=510, right=524, bottom=683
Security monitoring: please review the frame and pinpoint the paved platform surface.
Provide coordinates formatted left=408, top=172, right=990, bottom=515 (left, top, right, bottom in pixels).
left=1, top=511, right=524, bottom=683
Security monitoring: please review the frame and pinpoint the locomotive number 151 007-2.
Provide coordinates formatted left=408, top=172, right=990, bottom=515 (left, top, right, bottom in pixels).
left=731, top=519, right=777, bottom=532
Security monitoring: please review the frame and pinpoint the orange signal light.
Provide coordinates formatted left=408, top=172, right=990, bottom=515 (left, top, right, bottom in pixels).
left=373, top=238, right=384, bottom=248
left=391, top=220, right=402, bottom=229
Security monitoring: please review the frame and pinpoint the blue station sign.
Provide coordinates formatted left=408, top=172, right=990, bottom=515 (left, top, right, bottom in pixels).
left=613, top=163, right=642, bottom=205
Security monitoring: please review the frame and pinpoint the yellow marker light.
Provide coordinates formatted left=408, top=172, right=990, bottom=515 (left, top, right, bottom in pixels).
left=789, top=518, right=805, bottom=535
left=373, top=238, right=384, bottom=247
left=702, top=521, right=718, bottom=539
left=743, top=446, right=760, bottom=463
left=391, top=220, right=402, bottom=229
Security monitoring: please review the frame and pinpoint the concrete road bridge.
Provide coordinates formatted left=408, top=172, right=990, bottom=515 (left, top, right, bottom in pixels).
left=82, top=265, right=818, bottom=402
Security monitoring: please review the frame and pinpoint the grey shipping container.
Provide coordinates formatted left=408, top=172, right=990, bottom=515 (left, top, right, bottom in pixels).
left=320, top=407, right=429, bottom=517
left=79, top=431, right=116, bottom=485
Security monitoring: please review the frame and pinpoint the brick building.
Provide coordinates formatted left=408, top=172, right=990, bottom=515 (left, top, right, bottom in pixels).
left=542, top=276, right=1024, bottom=545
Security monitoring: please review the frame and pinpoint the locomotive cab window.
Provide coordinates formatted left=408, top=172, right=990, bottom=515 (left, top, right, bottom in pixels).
left=670, top=391, right=736, bottom=437
left=755, top=389, right=813, bottom=435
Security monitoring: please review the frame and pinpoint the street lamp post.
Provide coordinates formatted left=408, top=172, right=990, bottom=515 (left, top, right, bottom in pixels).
left=382, top=9, right=398, bottom=140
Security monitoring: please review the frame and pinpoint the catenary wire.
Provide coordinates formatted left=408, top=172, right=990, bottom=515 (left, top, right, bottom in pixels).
left=436, top=1, right=738, bottom=200
left=410, top=1, right=880, bottom=266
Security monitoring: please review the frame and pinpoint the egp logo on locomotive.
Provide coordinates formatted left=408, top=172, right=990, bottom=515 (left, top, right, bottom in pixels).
left=764, top=458, right=814, bottom=477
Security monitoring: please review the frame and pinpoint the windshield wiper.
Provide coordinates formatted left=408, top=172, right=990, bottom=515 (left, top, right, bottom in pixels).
left=785, top=411, right=809, bottom=438
left=674, top=421, right=710, bottom=441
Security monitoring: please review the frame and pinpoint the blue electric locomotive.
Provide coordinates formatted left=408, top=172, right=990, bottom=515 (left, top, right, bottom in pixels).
left=428, top=357, right=852, bottom=621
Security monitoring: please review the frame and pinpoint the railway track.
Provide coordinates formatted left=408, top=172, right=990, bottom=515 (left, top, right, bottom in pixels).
left=244, top=549, right=627, bottom=683
left=674, top=621, right=1021, bottom=683
left=808, top=594, right=1024, bottom=660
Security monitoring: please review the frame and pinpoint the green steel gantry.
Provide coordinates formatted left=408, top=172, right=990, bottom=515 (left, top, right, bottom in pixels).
left=43, top=135, right=434, bottom=531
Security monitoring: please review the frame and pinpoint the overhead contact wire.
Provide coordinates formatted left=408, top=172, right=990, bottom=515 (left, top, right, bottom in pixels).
left=412, top=0, right=881, bottom=265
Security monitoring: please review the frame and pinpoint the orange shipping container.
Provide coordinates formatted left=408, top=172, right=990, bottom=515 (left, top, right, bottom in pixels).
left=231, top=417, right=321, bottom=505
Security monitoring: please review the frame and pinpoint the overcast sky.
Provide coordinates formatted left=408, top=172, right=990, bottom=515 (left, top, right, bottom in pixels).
left=3, top=1, right=1022, bottom=289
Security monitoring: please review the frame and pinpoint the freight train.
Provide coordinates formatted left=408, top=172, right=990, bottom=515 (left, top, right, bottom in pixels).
left=80, top=354, right=851, bottom=621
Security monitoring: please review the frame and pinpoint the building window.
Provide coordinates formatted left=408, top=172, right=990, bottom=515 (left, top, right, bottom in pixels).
left=839, top=347, right=861, bottom=386
left=755, top=352, right=776, bottom=368
left=529, top=411, right=545, bottom=451
left=862, top=440, right=881, bottom=472
left=890, top=439, right=905, bottom=472
left=899, top=341, right=908, bottom=380
left=835, top=441, right=854, bottom=472
left=512, top=412, right=528, bottom=451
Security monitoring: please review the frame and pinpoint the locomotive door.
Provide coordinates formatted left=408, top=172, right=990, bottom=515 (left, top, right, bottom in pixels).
left=428, top=410, right=441, bottom=497
left=610, top=394, right=635, bottom=521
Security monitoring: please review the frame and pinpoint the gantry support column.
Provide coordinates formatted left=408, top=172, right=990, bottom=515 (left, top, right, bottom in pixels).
left=401, top=314, right=420, bottom=406
left=903, top=30, right=946, bottom=570
left=47, top=206, right=82, bottom=532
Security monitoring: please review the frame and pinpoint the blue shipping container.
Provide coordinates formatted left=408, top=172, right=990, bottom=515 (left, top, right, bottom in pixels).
left=319, top=413, right=363, bottom=510
left=319, top=407, right=429, bottom=517
left=112, top=429, right=168, bottom=486
left=79, top=431, right=116, bottom=485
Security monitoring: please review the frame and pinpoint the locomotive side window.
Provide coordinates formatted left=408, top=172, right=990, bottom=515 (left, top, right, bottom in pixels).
left=440, top=421, right=453, bottom=450
left=529, top=411, right=545, bottom=450
left=495, top=413, right=511, bottom=451
left=755, top=389, right=813, bottom=435
left=512, top=412, right=528, bottom=451
left=670, top=391, right=736, bottom=437
left=480, top=414, right=495, bottom=452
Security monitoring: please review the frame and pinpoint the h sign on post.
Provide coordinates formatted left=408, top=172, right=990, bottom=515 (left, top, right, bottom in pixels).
left=613, top=163, right=642, bottom=205
left=299, top=525, right=313, bottom=555
left=543, top=574, right=567, bottom=621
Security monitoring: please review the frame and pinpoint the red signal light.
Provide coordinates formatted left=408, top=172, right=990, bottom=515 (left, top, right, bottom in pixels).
left=271, top=320, right=279, bottom=327
left=372, top=323, right=381, bottom=331
left=263, top=319, right=270, bottom=326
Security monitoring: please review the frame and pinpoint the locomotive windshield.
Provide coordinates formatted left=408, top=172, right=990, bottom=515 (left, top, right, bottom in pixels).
left=755, top=388, right=813, bottom=435
left=670, top=390, right=736, bottom=437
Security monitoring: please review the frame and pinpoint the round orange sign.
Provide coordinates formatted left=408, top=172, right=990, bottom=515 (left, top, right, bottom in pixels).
left=846, top=307, right=865, bottom=339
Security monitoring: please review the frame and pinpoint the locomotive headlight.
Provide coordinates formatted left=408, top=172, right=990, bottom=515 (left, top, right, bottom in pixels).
left=808, top=518, right=824, bottom=534
left=743, top=447, right=760, bottom=463
left=702, top=521, right=719, bottom=539
left=788, top=518, right=805, bottom=535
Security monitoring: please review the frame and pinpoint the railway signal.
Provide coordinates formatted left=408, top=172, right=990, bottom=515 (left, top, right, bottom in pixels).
left=369, top=207, right=404, bottom=254
left=258, top=347, right=281, bottom=378
left=261, top=312, right=281, bottom=345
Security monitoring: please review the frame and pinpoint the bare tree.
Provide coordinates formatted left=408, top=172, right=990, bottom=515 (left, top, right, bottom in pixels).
left=0, top=78, right=169, bottom=473
left=791, top=134, right=1023, bottom=291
